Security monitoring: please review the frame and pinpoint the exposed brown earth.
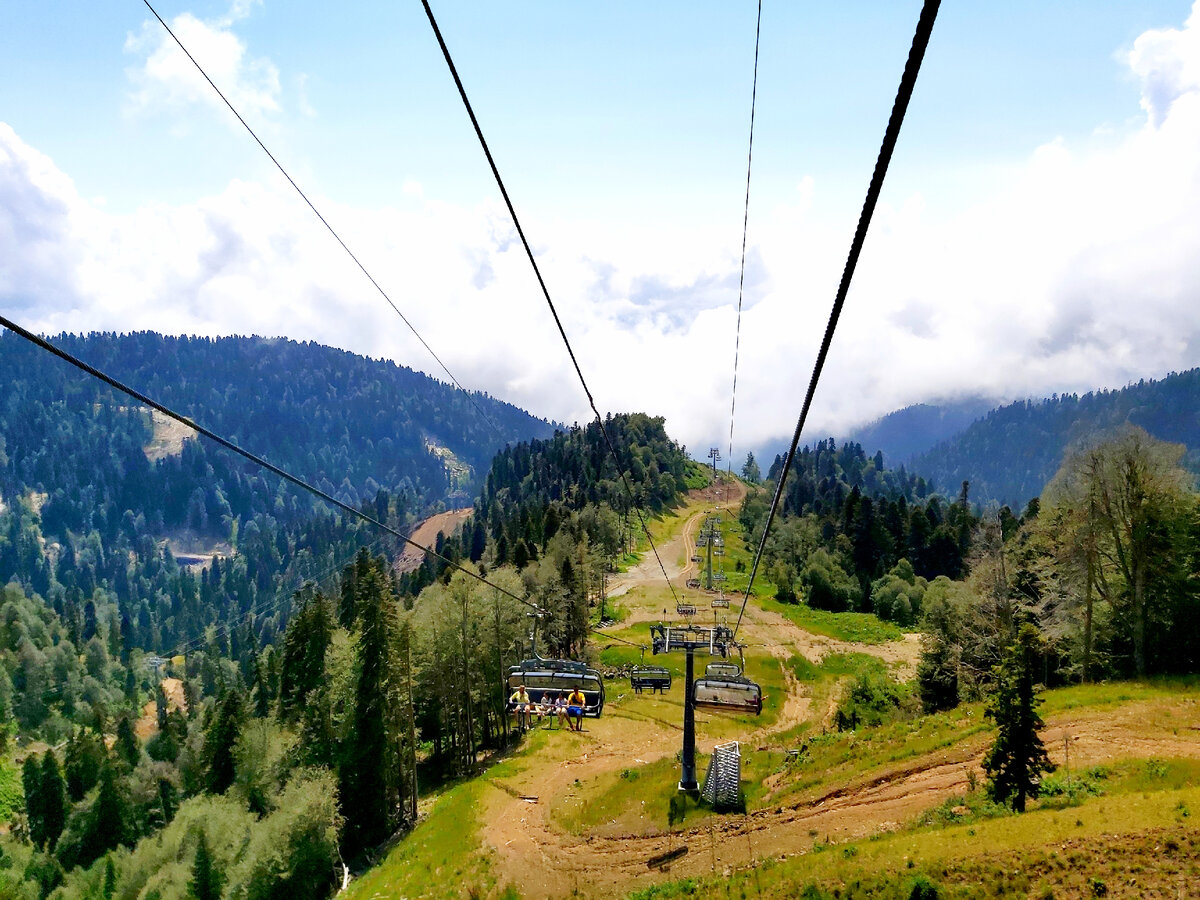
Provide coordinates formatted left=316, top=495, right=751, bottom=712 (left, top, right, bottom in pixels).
left=394, top=508, right=473, bottom=574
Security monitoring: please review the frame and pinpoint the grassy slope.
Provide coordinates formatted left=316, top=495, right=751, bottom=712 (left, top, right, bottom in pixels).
left=631, top=789, right=1200, bottom=899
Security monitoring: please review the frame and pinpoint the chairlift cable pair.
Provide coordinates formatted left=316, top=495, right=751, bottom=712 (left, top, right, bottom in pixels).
left=733, top=0, right=941, bottom=641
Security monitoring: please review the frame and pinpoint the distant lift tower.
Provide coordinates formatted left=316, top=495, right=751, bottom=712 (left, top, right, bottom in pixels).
left=708, top=446, right=721, bottom=476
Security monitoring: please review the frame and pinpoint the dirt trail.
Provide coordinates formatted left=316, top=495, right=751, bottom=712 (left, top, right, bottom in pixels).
left=394, top=508, right=472, bottom=574
left=481, top=699, right=1200, bottom=898
left=607, top=479, right=744, bottom=610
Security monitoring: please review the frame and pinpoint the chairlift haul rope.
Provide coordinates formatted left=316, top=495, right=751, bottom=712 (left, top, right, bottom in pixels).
left=734, top=0, right=941, bottom=640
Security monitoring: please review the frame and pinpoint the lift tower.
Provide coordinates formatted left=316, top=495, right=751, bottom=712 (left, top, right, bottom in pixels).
left=650, top=623, right=734, bottom=792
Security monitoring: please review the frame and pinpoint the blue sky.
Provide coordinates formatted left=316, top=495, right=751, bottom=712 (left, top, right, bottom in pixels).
left=2, top=1, right=1200, bottom=457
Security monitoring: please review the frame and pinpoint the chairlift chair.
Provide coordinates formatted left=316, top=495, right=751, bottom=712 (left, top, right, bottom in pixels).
left=630, top=664, right=672, bottom=694
left=692, top=660, right=762, bottom=715
left=506, top=657, right=605, bottom=717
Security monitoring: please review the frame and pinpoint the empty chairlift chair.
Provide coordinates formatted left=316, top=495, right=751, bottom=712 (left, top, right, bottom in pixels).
left=630, top=664, right=672, bottom=694
left=506, top=657, right=606, bottom=717
left=692, top=662, right=763, bottom=715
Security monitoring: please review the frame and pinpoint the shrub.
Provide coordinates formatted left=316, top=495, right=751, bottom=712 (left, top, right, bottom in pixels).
left=834, top=670, right=917, bottom=731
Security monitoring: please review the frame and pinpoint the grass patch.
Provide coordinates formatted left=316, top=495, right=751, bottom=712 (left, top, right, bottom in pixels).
left=345, top=780, right=499, bottom=900
left=682, top=461, right=712, bottom=491
left=760, top=596, right=903, bottom=644
left=1040, top=677, right=1198, bottom=715
left=634, top=786, right=1200, bottom=898
left=0, top=760, right=22, bottom=822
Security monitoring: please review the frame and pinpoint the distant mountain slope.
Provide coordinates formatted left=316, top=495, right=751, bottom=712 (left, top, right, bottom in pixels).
left=910, top=370, right=1200, bottom=508
left=845, top=396, right=999, bottom=464
left=0, top=331, right=554, bottom=535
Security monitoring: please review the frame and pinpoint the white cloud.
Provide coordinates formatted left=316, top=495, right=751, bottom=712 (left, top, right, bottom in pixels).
left=124, top=1, right=281, bottom=124
left=4, top=4, right=1200, bottom=461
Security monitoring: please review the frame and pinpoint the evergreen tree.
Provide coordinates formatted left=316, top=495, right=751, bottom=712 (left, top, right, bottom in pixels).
left=339, top=559, right=397, bottom=856
left=22, top=754, right=44, bottom=849
left=188, top=828, right=222, bottom=900
left=204, top=689, right=244, bottom=795
left=252, top=655, right=272, bottom=718
left=278, top=590, right=333, bottom=721
left=40, top=751, right=67, bottom=852
left=65, top=728, right=105, bottom=802
left=115, top=716, right=140, bottom=769
left=983, top=624, right=1054, bottom=812
left=102, top=859, right=116, bottom=900
left=741, top=452, right=761, bottom=483
left=103, top=855, right=117, bottom=899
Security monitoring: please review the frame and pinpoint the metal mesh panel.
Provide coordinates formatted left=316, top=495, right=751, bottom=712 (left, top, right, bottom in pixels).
left=700, top=740, right=741, bottom=810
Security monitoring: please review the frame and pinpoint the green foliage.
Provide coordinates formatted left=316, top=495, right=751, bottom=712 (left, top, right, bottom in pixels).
left=23, top=755, right=44, bottom=851
left=339, top=556, right=403, bottom=857
left=0, top=760, right=23, bottom=824
left=39, top=753, right=66, bottom=853
left=834, top=669, right=918, bottom=731
left=225, top=771, right=342, bottom=900
left=1038, top=426, right=1198, bottom=678
left=64, top=730, right=106, bottom=803
left=233, top=720, right=295, bottom=817
left=870, top=558, right=928, bottom=626
left=798, top=548, right=859, bottom=611
left=742, top=440, right=976, bottom=607
left=741, top=452, right=761, bottom=484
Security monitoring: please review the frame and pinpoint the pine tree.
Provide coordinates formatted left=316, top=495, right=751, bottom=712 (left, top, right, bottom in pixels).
left=188, top=829, right=222, bottom=900
left=23, top=754, right=44, bottom=849
left=204, top=689, right=244, bottom=795
left=339, top=558, right=398, bottom=856
left=65, top=728, right=105, bottom=802
left=983, top=624, right=1054, bottom=812
left=84, top=759, right=129, bottom=867
left=278, top=589, right=333, bottom=721
left=103, top=855, right=117, bottom=899
left=40, top=751, right=67, bottom=852
left=116, top=716, right=140, bottom=769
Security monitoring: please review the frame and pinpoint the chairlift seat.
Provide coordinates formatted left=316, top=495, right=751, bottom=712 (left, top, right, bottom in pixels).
left=630, top=665, right=672, bottom=694
left=507, top=657, right=605, bottom=717
left=692, top=676, right=762, bottom=716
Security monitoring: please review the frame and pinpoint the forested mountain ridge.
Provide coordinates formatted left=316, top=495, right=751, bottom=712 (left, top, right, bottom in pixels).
left=845, top=396, right=998, bottom=465
left=0, top=330, right=554, bottom=528
left=909, top=369, right=1200, bottom=508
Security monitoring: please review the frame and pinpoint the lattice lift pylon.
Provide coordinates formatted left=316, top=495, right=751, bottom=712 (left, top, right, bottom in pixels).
left=700, top=740, right=742, bottom=810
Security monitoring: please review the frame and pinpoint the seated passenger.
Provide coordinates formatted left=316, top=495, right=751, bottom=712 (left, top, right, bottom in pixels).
left=567, top=686, right=587, bottom=732
left=554, top=692, right=569, bottom=728
left=508, top=684, right=532, bottom=731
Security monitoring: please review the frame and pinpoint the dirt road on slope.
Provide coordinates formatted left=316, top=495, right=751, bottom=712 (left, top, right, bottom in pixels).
left=606, top=478, right=745, bottom=609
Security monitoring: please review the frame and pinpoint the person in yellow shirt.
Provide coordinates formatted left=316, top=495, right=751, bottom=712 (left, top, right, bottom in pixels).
left=509, top=684, right=532, bottom=731
left=566, top=686, right=587, bottom=731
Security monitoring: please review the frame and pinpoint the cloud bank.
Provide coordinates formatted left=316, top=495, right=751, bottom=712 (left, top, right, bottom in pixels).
left=3, top=3, right=1200, bottom=460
